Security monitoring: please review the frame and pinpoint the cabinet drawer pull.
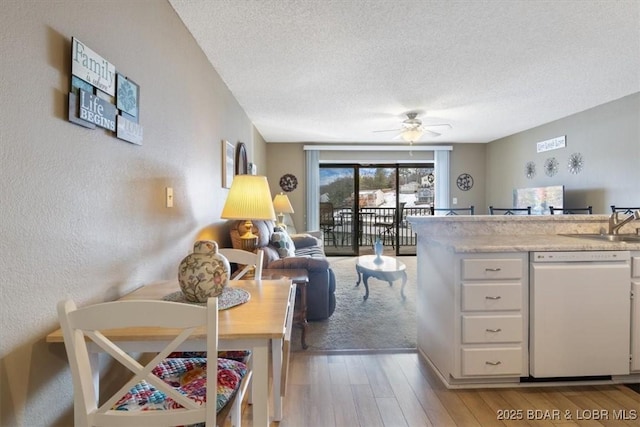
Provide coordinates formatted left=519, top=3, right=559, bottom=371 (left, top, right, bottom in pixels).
left=485, top=295, right=502, bottom=300
left=486, top=328, right=502, bottom=333
left=485, top=361, right=502, bottom=366
left=485, top=267, right=502, bottom=272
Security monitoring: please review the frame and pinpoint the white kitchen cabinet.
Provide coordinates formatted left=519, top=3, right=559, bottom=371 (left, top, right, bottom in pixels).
left=632, top=252, right=640, bottom=372
left=417, top=242, right=528, bottom=385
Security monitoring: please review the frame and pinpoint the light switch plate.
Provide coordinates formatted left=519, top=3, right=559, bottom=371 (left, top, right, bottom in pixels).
left=166, top=187, right=174, bottom=208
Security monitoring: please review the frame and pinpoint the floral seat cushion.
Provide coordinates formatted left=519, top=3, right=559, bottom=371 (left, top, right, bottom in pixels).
left=113, top=357, right=247, bottom=414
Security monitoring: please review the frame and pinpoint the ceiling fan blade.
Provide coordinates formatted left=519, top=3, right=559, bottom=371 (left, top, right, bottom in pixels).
left=372, top=128, right=402, bottom=133
left=422, top=128, right=441, bottom=137
left=423, top=123, right=452, bottom=129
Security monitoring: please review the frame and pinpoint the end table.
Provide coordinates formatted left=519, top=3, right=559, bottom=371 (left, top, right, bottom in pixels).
left=262, top=269, right=309, bottom=349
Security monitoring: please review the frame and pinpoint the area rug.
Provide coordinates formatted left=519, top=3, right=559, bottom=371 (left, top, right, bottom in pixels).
left=290, top=255, right=417, bottom=352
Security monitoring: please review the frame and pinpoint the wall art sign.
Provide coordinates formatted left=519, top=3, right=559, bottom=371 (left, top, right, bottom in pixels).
left=116, top=115, right=143, bottom=145
left=78, top=89, right=116, bottom=131
left=116, top=74, right=139, bottom=120
left=71, top=37, right=116, bottom=96
left=536, top=135, right=566, bottom=153
left=68, top=36, right=143, bottom=145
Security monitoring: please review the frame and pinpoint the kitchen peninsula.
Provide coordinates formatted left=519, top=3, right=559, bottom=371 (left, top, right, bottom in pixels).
left=407, top=215, right=640, bottom=389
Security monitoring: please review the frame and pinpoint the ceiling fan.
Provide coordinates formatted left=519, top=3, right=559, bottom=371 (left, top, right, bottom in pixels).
left=374, top=112, right=452, bottom=141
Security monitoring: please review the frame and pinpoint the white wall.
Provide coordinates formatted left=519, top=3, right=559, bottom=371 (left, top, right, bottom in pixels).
left=0, top=1, right=265, bottom=425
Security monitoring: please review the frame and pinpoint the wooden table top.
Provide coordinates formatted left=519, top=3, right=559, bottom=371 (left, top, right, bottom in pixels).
left=262, top=269, right=309, bottom=283
left=46, top=279, right=293, bottom=343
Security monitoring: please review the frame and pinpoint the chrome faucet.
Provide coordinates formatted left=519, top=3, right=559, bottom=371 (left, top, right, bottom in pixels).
left=608, top=209, right=640, bottom=234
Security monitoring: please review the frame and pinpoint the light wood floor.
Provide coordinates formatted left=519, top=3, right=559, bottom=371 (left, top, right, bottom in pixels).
left=235, top=350, right=639, bottom=427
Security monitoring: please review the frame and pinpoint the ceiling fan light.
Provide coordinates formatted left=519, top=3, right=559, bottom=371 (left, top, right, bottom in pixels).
left=401, top=128, right=424, bottom=142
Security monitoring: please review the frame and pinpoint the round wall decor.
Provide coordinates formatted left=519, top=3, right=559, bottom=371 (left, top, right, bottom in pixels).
left=544, top=157, right=559, bottom=177
left=525, top=161, right=536, bottom=179
left=279, top=173, right=298, bottom=192
left=568, top=152, right=584, bottom=174
left=456, top=173, right=474, bottom=191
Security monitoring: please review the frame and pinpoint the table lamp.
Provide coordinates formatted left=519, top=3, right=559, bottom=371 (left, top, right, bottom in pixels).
left=273, top=192, right=294, bottom=229
left=221, top=175, right=276, bottom=250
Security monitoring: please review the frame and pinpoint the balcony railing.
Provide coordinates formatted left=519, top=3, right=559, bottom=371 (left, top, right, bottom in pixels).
left=322, top=206, right=431, bottom=251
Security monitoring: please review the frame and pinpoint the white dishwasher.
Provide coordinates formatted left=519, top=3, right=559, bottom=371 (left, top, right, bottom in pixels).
left=530, top=251, right=631, bottom=378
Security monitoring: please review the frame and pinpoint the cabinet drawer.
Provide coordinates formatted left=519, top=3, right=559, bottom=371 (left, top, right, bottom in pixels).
left=462, top=283, right=522, bottom=311
left=462, top=347, right=523, bottom=376
left=462, top=258, right=523, bottom=280
left=632, top=257, right=640, bottom=278
left=462, top=315, right=523, bottom=343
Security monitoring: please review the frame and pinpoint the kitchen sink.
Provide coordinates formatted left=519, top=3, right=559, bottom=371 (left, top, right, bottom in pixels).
left=562, top=233, right=640, bottom=243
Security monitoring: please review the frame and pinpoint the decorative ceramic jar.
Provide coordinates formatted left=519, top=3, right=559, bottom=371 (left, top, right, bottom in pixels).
left=374, top=237, right=384, bottom=264
left=178, top=240, right=230, bottom=302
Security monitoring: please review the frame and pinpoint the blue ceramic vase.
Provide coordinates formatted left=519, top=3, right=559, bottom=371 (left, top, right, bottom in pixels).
left=374, top=237, right=384, bottom=263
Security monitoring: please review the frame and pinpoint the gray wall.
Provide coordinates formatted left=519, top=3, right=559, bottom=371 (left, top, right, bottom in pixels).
left=486, top=93, right=640, bottom=214
left=450, top=144, right=487, bottom=212
left=0, top=2, right=265, bottom=425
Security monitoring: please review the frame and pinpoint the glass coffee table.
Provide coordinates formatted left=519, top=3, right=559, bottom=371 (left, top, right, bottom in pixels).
left=355, top=255, right=407, bottom=300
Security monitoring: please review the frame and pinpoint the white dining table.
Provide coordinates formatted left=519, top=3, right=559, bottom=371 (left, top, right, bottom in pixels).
left=47, top=278, right=295, bottom=426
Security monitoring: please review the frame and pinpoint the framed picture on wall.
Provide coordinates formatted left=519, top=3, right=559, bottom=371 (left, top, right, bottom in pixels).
left=222, top=140, right=234, bottom=188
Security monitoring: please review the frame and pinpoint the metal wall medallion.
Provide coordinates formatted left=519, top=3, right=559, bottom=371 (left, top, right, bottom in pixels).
left=568, top=152, right=584, bottom=174
left=456, top=173, right=474, bottom=191
left=544, top=157, right=559, bottom=177
left=279, top=173, right=298, bottom=192
left=525, top=161, right=536, bottom=179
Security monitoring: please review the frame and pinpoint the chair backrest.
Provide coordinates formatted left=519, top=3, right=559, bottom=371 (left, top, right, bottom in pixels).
left=219, top=248, right=264, bottom=279
left=319, top=202, right=335, bottom=227
left=549, top=206, right=592, bottom=215
left=430, top=205, right=475, bottom=216
left=57, top=298, right=218, bottom=426
left=489, top=206, right=531, bottom=215
left=611, top=205, right=640, bottom=214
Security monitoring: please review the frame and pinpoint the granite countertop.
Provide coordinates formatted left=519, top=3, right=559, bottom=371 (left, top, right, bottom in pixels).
left=426, top=234, right=640, bottom=253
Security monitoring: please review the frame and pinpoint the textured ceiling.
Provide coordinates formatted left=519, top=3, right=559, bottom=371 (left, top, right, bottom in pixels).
left=169, top=0, right=640, bottom=144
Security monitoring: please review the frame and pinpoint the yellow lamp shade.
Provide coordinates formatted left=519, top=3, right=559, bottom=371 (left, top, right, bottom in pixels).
left=221, top=175, right=276, bottom=249
left=221, top=175, right=276, bottom=221
left=273, top=193, right=294, bottom=214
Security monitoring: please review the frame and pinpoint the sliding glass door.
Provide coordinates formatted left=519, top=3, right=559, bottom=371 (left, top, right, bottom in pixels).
left=397, top=166, right=434, bottom=255
left=319, top=165, right=358, bottom=256
left=320, top=163, right=433, bottom=256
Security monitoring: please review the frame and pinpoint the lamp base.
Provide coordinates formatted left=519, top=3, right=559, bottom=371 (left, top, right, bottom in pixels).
left=275, top=212, right=288, bottom=230
left=240, top=236, right=257, bottom=251
left=240, top=220, right=258, bottom=251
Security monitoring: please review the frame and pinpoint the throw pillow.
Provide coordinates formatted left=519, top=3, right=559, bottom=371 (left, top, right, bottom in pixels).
left=270, top=227, right=296, bottom=258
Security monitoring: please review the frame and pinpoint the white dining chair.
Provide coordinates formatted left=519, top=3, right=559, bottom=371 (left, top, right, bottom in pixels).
left=57, top=298, right=251, bottom=427
left=219, top=248, right=264, bottom=279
